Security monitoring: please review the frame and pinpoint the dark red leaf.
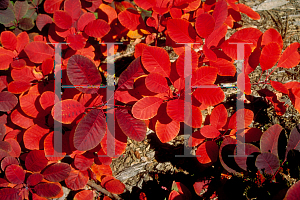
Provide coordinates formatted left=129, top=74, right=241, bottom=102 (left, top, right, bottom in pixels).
left=5, top=164, right=25, bottom=184
left=44, top=131, right=67, bottom=161
left=234, top=143, right=260, bottom=171
left=67, top=55, right=102, bottom=94
left=116, top=109, right=146, bottom=142
left=44, top=0, right=63, bottom=13
left=74, top=109, right=106, bottom=151
left=42, top=163, right=71, bottom=182
left=5, top=138, right=21, bottom=157
left=27, top=173, right=43, bottom=186
left=188, top=130, right=205, bottom=147
left=74, top=153, right=94, bottom=170
left=36, top=14, right=53, bottom=31
left=285, top=124, right=300, bottom=160
left=255, top=152, right=280, bottom=175
left=64, top=0, right=81, bottom=22
left=1, top=156, right=19, bottom=171
left=25, top=150, right=48, bottom=172
left=74, top=190, right=94, bottom=200
left=0, top=188, right=21, bottom=200
left=23, top=124, right=49, bottom=150
left=34, top=183, right=61, bottom=198
left=14, top=1, right=28, bottom=21
left=11, top=59, right=26, bottom=69
left=0, top=91, right=18, bottom=112
left=67, top=34, right=86, bottom=51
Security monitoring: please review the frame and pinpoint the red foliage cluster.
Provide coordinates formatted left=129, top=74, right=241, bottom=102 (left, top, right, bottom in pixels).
left=0, top=0, right=300, bottom=199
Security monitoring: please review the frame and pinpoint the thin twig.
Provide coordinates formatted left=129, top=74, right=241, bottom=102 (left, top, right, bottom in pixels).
left=87, top=180, right=123, bottom=200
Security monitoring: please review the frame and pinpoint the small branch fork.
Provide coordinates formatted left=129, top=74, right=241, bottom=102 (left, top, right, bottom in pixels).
left=87, top=180, right=123, bottom=200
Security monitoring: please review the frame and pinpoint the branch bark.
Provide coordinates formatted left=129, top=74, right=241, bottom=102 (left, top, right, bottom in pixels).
left=87, top=180, right=123, bottom=200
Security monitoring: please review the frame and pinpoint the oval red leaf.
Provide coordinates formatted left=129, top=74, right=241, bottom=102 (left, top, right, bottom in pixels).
left=65, top=168, right=89, bottom=190
left=67, top=55, right=102, bottom=94
left=260, top=124, right=282, bottom=157
left=23, top=124, right=49, bottom=150
left=261, top=28, right=283, bottom=49
left=51, top=99, right=85, bottom=124
left=25, top=150, right=48, bottom=172
left=277, top=42, right=300, bottom=69
left=74, top=153, right=94, bottom=171
left=74, top=190, right=94, bottom=200
left=196, top=141, right=219, bottom=164
left=24, top=41, right=54, bottom=63
left=285, top=180, right=300, bottom=200
left=200, top=125, right=220, bottom=139
left=259, top=42, right=281, bottom=71
left=145, top=73, right=169, bottom=93
left=167, top=99, right=184, bottom=122
left=271, top=80, right=288, bottom=94
left=167, top=19, right=196, bottom=43
left=255, top=152, right=280, bottom=175
left=74, top=109, right=106, bottom=151
left=8, top=81, right=31, bottom=94
left=210, top=104, right=227, bottom=129
left=193, top=87, right=225, bottom=107
left=132, top=97, right=163, bottom=120
left=0, top=188, right=21, bottom=200
left=0, top=91, right=18, bottom=112
left=53, top=10, right=72, bottom=29
left=36, top=14, right=53, bottom=31
left=227, top=109, right=254, bottom=130
left=1, top=156, right=19, bottom=171
left=191, top=66, right=218, bottom=86
left=84, top=19, right=110, bottom=38
left=34, top=183, right=61, bottom=198
left=42, top=163, right=71, bottom=182
left=10, top=108, right=34, bottom=129
left=27, top=173, right=43, bottom=186
left=5, top=164, right=25, bottom=184
left=118, top=9, right=141, bottom=31
left=116, top=109, right=146, bottom=142
left=141, top=46, right=171, bottom=77
left=0, top=31, right=17, bottom=51
left=236, top=4, right=260, bottom=20
left=5, top=138, right=21, bottom=157
left=102, top=176, right=125, bottom=194
left=195, top=13, right=215, bottom=38
left=156, top=120, right=180, bottom=143
left=44, top=131, right=66, bottom=161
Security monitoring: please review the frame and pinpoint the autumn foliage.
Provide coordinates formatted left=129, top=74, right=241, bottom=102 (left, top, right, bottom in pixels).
left=0, top=0, right=300, bottom=199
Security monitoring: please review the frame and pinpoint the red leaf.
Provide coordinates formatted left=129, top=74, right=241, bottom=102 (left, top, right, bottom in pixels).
left=0, top=54, right=13, bottom=70
left=25, top=150, right=48, bottom=172
left=260, top=124, right=282, bottom=157
left=227, top=109, right=254, bottom=130
left=212, top=0, right=228, bottom=30
left=230, top=27, right=263, bottom=48
left=205, top=24, right=227, bottom=48
left=169, top=190, right=182, bottom=200
left=167, top=99, right=184, bottom=122
left=90, top=164, right=112, bottom=181
left=193, top=180, right=211, bottom=196
left=102, top=176, right=125, bottom=194
left=36, top=14, right=53, bottom=31
left=255, top=152, right=280, bottom=175
left=132, top=97, right=164, bottom=120
left=259, top=42, right=281, bottom=71
left=99, top=4, right=117, bottom=24
left=237, top=4, right=260, bottom=20
left=234, top=143, right=260, bottom=171
left=8, top=81, right=31, bottom=94
left=261, top=28, right=283, bottom=50
left=285, top=124, right=300, bottom=160
left=184, top=102, right=202, bottom=128
left=134, top=0, right=154, bottom=10
left=271, top=80, right=288, bottom=94
left=24, top=41, right=54, bottom=63
left=1, top=156, right=19, bottom=171
left=141, top=46, right=171, bottom=77
left=51, top=99, right=85, bottom=124
left=53, top=10, right=72, bottom=29
left=34, top=183, right=61, bottom=198
left=285, top=180, right=300, bottom=200
left=118, top=57, right=145, bottom=89
left=156, top=119, right=180, bottom=143
left=67, top=55, right=102, bottom=94
left=77, top=13, right=95, bottom=32
left=5, top=164, right=25, bottom=184
left=64, top=0, right=81, bottom=22
left=0, top=91, right=18, bottom=112
left=167, top=19, right=196, bottom=43
left=74, top=190, right=94, bottom=200
left=27, top=173, right=43, bottom=186
left=44, top=0, right=63, bottom=13
left=118, top=9, right=141, bottom=31
left=65, top=168, right=89, bottom=190
left=41, top=58, right=54, bottom=76
left=67, top=34, right=86, bottom=51
left=193, top=87, right=225, bottom=107
left=237, top=73, right=251, bottom=95
left=74, top=153, right=94, bottom=171
left=200, top=125, right=220, bottom=138
left=84, top=19, right=110, bottom=38
left=116, top=109, right=146, bottom=142
left=11, top=67, right=36, bottom=82
left=10, top=108, right=34, bottom=129
left=0, top=188, right=21, bottom=200
left=44, top=131, right=66, bottom=161
left=196, top=141, right=219, bottom=164
left=16, top=31, right=29, bottom=53
left=0, top=140, right=11, bottom=152
left=277, top=42, right=300, bottom=69
left=23, top=124, right=49, bottom=150
left=188, top=130, right=205, bottom=147
left=195, top=13, right=215, bottom=38
left=176, top=49, right=199, bottom=78
left=42, top=163, right=71, bottom=182
left=74, top=109, right=106, bottom=151
left=96, top=149, right=112, bottom=165
left=210, top=104, right=227, bottom=129
left=241, top=128, right=263, bottom=143
left=145, top=73, right=169, bottom=93
left=11, top=59, right=26, bottom=69
left=5, top=138, right=21, bottom=157
left=19, top=94, right=40, bottom=118
left=191, top=66, right=218, bottom=86
left=258, top=88, right=287, bottom=116
left=0, top=31, right=17, bottom=51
